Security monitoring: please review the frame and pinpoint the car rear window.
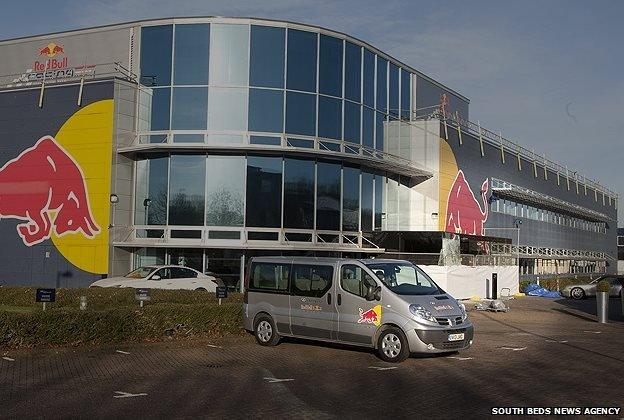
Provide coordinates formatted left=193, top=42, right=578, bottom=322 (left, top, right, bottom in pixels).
left=250, top=263, right=290, bottom=292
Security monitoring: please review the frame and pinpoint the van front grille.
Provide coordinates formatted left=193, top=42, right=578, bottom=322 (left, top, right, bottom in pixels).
left=435, top=317, right=451, bottom=326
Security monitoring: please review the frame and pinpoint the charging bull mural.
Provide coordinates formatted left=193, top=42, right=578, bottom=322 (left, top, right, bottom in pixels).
left=0, top=136, right=100, bottom=246
left=444, top=170, right=489, bottom=236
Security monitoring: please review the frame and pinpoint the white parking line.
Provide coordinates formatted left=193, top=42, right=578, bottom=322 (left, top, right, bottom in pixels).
left=2, top=357, right=15, bottom=362
left=545, top=339, right=568, bottom=343
left=206, top=344, right=223, bottom=349
left=583, top=330, right=602, bottom=334
left=264, top=377, right=295, bottom=383
left=448, top=356, right=474, bottom=360
left=498, top=346, right=527, bottom=351
left=368, top=366, right=398, bottom=370
left=113, top=391, right=147, bottom=399
left=115, top=350, right=131, bottom=355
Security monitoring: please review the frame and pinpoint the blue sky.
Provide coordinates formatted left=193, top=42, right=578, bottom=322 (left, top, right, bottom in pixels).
left=3, top=0, right=623, bottom=224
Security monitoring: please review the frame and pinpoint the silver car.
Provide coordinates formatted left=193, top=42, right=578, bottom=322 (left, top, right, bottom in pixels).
left=561, top=275, right=624, bottom=300
left=242, top=257, right=474, bottom=363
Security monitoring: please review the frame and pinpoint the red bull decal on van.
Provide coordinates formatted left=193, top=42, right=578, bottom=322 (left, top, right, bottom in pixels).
left=444, top=170, right=489, bottom=236
left=358, top=305, right=382, bottom=326
left=0, top=136, right=100, bottom=246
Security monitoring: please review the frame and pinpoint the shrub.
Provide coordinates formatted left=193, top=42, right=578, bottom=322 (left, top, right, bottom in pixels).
left=519, top=280, right=531, bottom=292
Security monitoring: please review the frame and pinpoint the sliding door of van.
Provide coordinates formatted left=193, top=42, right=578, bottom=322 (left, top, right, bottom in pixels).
left=248, top=262, right=292, bottom=335
left=289, top=264, right=337, bottom=340
left=337, top=263, right=380, bottom=346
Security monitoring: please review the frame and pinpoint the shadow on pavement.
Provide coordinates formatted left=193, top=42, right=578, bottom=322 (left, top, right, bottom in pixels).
left=553, top=297, right=624, bottom=323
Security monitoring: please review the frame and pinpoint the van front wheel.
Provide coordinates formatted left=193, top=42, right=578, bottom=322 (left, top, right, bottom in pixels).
left=377, top=327, right=409, bottom=363
left=254, top=314, right=280, bottom=346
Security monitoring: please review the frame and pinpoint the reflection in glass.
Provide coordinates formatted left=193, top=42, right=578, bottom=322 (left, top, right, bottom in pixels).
left=171, top=87, right=208, bottom=130
left=287, top=29, right=317, bottom=92
left=140, top=25, right=172, bottom=87
left=318, top=96, right=342, bottom=140
left=345, top=42, right=361, bottom=102
left=343, top=167, right=360, bottom=232
left=250, top=25, right=285, bottom=88
left=135, top=157, right=168, bottom=225
left=174, top=24, right=209, bottom=85
left=208, top=134, right=244, bottom=144
left=375, top=111, right=386, bottom=151
left=286, top=91, right=316, bottom=136
left=376, top=56, right=387, bottom=113
left=246, top=156, right=283, bottom=227
left=363, top=49, right=375, bottom=108
left=210, top=24, right=249, bottom=86
left=361, top=172, right=374, bottom=231
left=319, top=35, right=343, bottom=97
left=362, top=106, right=374, bottom=148
left=168, top=155, right=206, bottom=226
left=206, top=155, right=245, bottom=226
left=389, top=63, right=399, bottom=119
left=250, top=135, right=281, bottom=145
left=138, top=88, right=171, bottom=131
left=208, top=87, right=247, bottom=131
left=400, top=69, right=410, bottom=120
left=173, top=134, right=204, bottom=143
left=316, top=162, right=341, bottom=231
left=284, top=159, right=315, bottom=229
left=374, top=174, right=383, bottom=230
left=248, top=88, right=284, bottom=133
left=344, top=101, right=360, bottom=144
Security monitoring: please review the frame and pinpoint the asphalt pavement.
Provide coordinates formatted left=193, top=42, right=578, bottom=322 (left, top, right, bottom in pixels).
left=1, top=297, right=623, bottom=419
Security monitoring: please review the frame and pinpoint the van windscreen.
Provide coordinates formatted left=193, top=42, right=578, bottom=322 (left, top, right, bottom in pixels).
left=365, top=262, right=441, bottom=296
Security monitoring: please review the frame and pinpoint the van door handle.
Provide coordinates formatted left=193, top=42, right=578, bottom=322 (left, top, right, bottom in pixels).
left=337, top=293, right=342, bottom=305
left=327, top=293, right=331, bottom=305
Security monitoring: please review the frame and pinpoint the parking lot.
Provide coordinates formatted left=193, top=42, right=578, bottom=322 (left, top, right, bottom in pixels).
left=1, top=297, right=623, bottom=419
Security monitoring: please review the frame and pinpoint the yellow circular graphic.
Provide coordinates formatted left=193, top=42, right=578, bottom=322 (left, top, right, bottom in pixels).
left=438, top=138, right=459, bottom=231
left=51, top=100, right=113, bottom=274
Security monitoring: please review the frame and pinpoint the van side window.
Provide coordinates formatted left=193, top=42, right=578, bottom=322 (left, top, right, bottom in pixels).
left=340, top=265, right=377, bottom=298
left=250, top=263, right=290, bottom=291
left=291, top=265, right=333, bottom=297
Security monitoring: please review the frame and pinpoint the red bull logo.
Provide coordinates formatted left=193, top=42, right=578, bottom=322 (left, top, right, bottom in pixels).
left=445, top=170, right=489, bottom=236
left=34, top=43, right=68, bottom=72
left=358, top=305, right=382, bottom=326
left=39, top=43, right=64, bottom=58
left=0, top=136, right=100, bottom=246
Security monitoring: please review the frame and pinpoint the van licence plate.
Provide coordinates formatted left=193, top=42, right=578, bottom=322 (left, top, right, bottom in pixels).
left=448, top=333, right=464, bottom=342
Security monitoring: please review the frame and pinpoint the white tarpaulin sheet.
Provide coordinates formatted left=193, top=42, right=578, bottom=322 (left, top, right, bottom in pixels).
left=421, top=265, right=519, bottom=300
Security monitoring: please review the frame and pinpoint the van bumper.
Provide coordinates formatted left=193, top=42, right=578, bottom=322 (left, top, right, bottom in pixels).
left=405, top=322, right=474, bottom=353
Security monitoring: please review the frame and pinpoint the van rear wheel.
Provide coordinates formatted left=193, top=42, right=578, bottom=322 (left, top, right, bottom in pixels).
left=377, top=327, right=409, bottom=363
left=254, top=314, right=280, bottom=346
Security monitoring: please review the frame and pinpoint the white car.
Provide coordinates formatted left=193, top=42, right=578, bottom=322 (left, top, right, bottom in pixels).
left=90, top=265, right=218, bottom=292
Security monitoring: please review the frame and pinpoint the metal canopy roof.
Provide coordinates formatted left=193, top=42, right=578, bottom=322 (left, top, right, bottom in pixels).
left=491, top=178, right=612, bottom=222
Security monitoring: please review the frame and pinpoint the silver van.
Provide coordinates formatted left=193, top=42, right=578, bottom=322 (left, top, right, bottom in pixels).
left=243, top=257, right=474, bottom=362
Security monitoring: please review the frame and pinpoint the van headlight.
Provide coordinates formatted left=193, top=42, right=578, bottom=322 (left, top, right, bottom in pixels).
left=459, top=302, right=468, bottom=321
left=409, top=304, right=436, bottom=323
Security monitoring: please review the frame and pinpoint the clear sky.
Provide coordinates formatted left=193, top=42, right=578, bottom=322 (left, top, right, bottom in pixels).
left=2, top=0, right=622, bottom=224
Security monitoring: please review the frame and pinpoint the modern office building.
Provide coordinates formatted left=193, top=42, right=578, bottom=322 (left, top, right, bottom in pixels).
left=0, top=17, right=618, bottom=287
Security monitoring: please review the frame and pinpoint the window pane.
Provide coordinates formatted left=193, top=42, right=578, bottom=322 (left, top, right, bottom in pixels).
left=206, top=155, right=245, bottom=226
left=173, top=134, right=204, bottom=143
left=374, top=174, right=383, bottom=230
left=343, top=166, right=360, bottom=231
left=341, top=265, right=376, bottom=297
left=248, top=88, right=284, bottom=133
left=286, top=91, right=316, bottom=136
left=345, top=42, right=361, bottom=102
left=316, top=161, right=341, bottom=231
left=171, top=87, right=208, bottom=130
left=362, top=172, right=373, bottom=231
left=286, top=29, right=317, bottom=92
left=138, top=87, right=170, bottom=131
left=250, top=25, right=285, bottom=88
left=376, top=56, right=387, bottom=113
left=135, top=157, right=168, bottom=225
left=389, top=63, right=399, bottom=119
left=169, top=155, right=206, bottom=226
left=250, top=263, right=290, bottom=291
left=363, top=49, right=375, bottom=107
left=344, top=101, right=360, bottom=144
left=362, top=106, right=374, bottom=148
left=140, top=25, right=172, bottom=87
left=208, top=87, right=247, bottom=131
left=291, top=265, right=333, bottom=297
left=174, top=24, right=209, bottom=85
left=209, top=24, right=249, bottom=86
left=319, top=35, right=343, bottom=97
left=284, top=159, right=315, bottom=229
left=318, top=96, right=342, bottom=140
left=246, top=156, right=283, bottom=227
left=400, top=69, right=410, bottom=120
left=375, top=112, right=385, bottom=151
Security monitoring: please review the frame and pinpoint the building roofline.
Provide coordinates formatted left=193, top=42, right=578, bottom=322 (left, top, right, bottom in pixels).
left=0, top=15, right=470, bottom=103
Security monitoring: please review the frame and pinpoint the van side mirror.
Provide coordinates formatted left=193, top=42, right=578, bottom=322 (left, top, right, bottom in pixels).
left=151, top=275, right=161, bottom=281
left=366, top=285, right=381, bottom=301
left=374, top=286, right=382, bottom=301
